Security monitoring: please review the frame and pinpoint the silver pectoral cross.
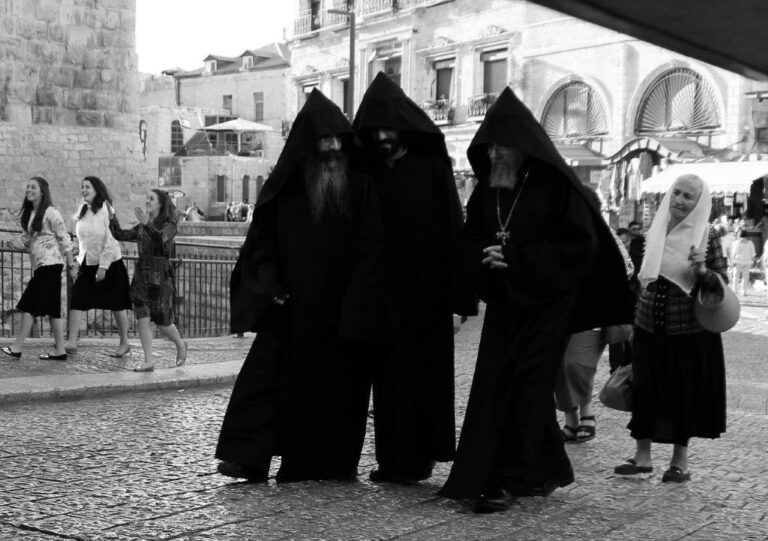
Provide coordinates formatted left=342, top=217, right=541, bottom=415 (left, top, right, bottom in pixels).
left=495, top=230, right=510, bottom=245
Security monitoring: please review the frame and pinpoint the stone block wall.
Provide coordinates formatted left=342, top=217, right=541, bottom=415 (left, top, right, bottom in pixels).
left=0, top=0, right=150, bottom=229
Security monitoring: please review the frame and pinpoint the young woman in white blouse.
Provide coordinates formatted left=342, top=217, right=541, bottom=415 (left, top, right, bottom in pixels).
left=65, top=177, right=132, bottom=357
left=2, top=177, right=74, bottom=360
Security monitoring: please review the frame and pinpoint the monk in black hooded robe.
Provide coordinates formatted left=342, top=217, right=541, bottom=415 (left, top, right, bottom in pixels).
left=215, top=89, right=387, bottom=482
left=353, top=72, right=476, bottom=482
left=439, top=88, right=634, bottom=511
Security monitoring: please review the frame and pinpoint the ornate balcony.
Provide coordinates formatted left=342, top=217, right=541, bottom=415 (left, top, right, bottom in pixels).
left=420, top=99, right=454, bottom=126
left=293, top=8, right=319, bottom=37
left=468, top=92, right=498, bottom=120
left=358, top=0, right=395, bottom=16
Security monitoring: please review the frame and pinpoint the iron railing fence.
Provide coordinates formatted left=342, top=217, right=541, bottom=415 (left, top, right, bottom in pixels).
left=0, top=244, right=238, bottom=339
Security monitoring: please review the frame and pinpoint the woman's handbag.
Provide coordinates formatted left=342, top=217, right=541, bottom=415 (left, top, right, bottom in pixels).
left=602, top=324, right=634, bottom=345
left=694, top=273, right=740, bottom=333
left=599, top=364, right=632, bottom=412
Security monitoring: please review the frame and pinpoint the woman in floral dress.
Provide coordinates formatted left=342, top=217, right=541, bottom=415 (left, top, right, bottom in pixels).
left=110, top=189, right=187, bottom=371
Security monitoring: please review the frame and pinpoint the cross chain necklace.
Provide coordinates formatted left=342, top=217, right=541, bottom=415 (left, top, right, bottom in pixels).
left=495, top=167, right=529, bottom=245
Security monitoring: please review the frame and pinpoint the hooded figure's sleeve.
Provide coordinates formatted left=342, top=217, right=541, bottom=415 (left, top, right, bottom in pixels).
left=230, top=204, right=283, bottom=333
left=500, top=180, right=597, bottom=306
left=338, top=174, right=389, bottom=346
left=459, top=182, right=490, bottom=301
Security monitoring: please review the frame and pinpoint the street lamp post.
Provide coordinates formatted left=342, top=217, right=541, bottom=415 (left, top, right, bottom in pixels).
left=328, top=1, right=356, bottom=118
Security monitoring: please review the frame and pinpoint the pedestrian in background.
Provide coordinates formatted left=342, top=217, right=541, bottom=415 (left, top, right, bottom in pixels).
left=615, top=174, right=727, bottom=483
left=353, top=72, right=476, bottom=484
left=109, top=189, right=187, bottom=372
left=2, top=177, right=74, bottom=361
left=732, top=229, right=756, bottom=296
left=66, top=176, right=132, bottom=358
left=557, top=191, right=635, bottom=444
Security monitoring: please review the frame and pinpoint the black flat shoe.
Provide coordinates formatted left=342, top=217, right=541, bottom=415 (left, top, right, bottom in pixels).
left=39, top=353, right=67, bottom=361
left=1, top=346, right=21, bottom=359
left=614, top=459, right=653, bottom=475
left=473, top=488, right=514, bottom=514
left=217, top=461, right=268, bottom=482
left=661, top=466, right=691, bottom=483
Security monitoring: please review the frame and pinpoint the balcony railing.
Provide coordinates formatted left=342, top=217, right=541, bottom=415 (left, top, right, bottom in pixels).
left=420, top=99, right=454, bottom=125
left=325, top=0, right=352, bottom=26
left=468, top=92, right=499, bottom=119
left=293, top=8, right=321, bottom=36
left=359, top=0, right=395, bottom=16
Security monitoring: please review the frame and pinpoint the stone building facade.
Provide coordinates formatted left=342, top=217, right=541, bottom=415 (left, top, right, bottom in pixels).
left=288, top=0, right=767, bottom=219
left=0, top=0, right=150, bottom=229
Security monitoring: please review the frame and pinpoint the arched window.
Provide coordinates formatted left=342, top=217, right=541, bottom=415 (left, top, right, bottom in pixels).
left=541, top=82, right=608, bottom=140
left=635, top=68, right=721, bottom=135
left=171, top=120, right=183, bottom=153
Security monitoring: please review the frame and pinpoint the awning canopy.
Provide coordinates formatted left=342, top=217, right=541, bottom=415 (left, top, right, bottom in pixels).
left=526, top=0, right=768, bottom=80
left=204, top=118, right=274, bottom=132
left=555, top=143, right=606, bottom=167
left=641, top=162, right=768, bottom=194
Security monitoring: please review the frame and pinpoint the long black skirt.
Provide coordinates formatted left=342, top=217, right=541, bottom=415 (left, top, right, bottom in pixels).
left=628, top=328, right=726, bottom=444
left=17, top=264, right=63, bottom=318
left=70, top=259, right=132, bottom=311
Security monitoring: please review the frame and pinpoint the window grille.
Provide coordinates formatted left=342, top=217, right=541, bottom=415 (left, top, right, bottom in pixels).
left=541, top=81, right=608, bottom=140
left=253, top=91, right=264, bottom=121
left=635, top=68, right=721, bottom=135
left=170, top=120, right=183, bottom=153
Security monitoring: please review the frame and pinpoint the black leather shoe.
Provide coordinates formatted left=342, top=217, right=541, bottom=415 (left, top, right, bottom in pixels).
left=473, top=488, right=514, bottom=514
left=217, top=461, right=268, bottom=482
left=661, top=466, right=691, bottom=483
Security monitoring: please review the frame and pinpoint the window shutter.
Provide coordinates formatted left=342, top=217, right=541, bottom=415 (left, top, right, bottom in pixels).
left=483, top=58, right=507, bottom=94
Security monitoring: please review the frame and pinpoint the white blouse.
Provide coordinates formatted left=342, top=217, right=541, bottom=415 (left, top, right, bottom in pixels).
left=75, top=204, right=122, bottom=268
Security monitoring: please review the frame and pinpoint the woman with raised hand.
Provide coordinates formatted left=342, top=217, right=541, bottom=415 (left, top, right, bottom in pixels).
left=109, top=189, right=187, bottom=372
left=614, top=174, right=728, bottom=483
left=66, top=176, right=132, bottom=357
left=2, top=177, right=74, bottom=361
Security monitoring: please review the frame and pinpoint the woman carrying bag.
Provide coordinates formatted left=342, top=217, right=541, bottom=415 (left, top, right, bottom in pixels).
left=66, top=176, right=132, bottom=357
left=109, top=189, right=187, bottom=372
left=614, top=174, right=728, bottom=483
left=2, top=177, right=74, bottom=360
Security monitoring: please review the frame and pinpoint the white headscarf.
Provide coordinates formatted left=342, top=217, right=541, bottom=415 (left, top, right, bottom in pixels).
left=638, top=174, right=712, bottom=295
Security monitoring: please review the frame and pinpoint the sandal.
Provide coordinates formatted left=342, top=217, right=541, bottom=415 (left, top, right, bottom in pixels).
left=40, top=352, right=67, bottom=361
left=576, top=415, right=596, bottom=442
left=133, top=364, right=155, bottom=372
left=661, top=466, right=691, bottom=483
left=561, top=425, right=578, bottom=442
left=614, top=458, right=653, bottom=475
left=108, top=345, right=132, bottom=358
left=1, top=346, right=22, bottom=359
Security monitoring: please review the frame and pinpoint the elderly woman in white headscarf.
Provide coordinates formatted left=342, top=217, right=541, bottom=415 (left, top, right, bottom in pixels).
left=613, top=174, right=728, bottom=483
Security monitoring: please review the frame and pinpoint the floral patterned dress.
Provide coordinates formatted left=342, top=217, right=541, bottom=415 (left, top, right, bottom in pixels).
left=110, top=217, right=177, bottom=326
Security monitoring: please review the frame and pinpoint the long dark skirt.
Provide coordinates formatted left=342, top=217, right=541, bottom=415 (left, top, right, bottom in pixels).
left=71, top=259, right=131, bottom=311
left=372, top=312, right=456, bottom=476
left=17, top=264, right=63, bottom=318
left=216, top=307, right=372, bottom=481
left=440, top=294, right=577, bottom=500
left=628, top=328, right=726, bottom=444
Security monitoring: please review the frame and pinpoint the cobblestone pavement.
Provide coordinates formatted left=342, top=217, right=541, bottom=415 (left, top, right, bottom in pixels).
left=1, top=310, right=768, bottom=539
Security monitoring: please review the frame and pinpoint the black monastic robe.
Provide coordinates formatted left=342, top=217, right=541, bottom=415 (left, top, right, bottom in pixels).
left=440, top=160, right=596, bottom=498
left=354, top=73, right=476, bottom=477
left=216, top=88, right=387, bottom=482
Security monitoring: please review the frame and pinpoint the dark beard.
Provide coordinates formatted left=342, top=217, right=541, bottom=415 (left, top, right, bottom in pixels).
left=304, top=150, right=350, bottom=222
left=377, top=139, right=399, bottom=160
left=488, top=160, right=520, bottom=190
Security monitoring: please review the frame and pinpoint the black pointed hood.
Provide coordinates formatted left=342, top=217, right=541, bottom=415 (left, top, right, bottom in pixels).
left=255, top=88, right=354, bottom=209
left=468, top=86, right=583, bottom=194
left=353, top=72, right=448, bottom=157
